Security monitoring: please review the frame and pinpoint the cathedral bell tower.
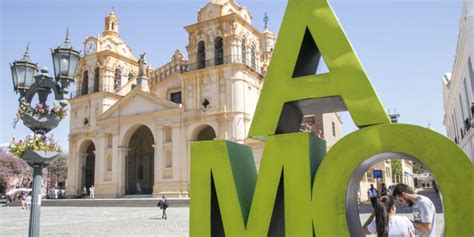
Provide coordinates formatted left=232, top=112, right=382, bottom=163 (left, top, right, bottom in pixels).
left=104, top=10, right=119, bottom=36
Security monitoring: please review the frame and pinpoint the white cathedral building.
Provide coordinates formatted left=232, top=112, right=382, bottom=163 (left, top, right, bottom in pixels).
left=66, top=0, right=342, bottom=198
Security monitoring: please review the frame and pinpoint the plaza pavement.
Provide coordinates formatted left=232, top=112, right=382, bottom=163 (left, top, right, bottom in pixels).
left=0, top=206, right=444, bottom=236
left=0, top=207, right=189, bottom=236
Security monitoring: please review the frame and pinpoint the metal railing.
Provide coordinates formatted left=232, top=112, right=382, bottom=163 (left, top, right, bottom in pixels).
left=69, top=84, right=119, bottom=99
left=186, top=55, right=260, bottom=74
left=157, top=64, right=189, bottom=80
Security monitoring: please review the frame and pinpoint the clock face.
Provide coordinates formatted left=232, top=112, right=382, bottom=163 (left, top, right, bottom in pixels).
left=85, top=41, right=97, bottom=55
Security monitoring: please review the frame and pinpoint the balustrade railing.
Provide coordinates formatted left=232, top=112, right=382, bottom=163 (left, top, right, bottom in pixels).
left=185, top=55, right=260, bottom=74
left=70, top=84, right=118, bottom=99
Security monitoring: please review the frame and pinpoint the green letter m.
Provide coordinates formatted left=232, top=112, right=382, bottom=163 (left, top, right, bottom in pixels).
left=190, top=133, right=326, bottom=236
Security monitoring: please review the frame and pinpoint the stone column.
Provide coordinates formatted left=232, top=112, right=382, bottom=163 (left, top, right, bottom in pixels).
left=153, top=125, right=164, bottom=196
left=177, top=125, right=189, bottom=197
left=116, top=146, right=130, bottom=197
left=95, top=134, right=105, bottom=185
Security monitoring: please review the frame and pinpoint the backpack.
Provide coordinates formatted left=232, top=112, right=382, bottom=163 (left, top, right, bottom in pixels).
left=163, top=199, right=169, bottom=209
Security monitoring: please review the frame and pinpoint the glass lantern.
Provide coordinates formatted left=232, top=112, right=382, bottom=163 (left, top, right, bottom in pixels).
left=51, top=30, right=80, bottom=85
left=10, top=45, right=38, bottom=94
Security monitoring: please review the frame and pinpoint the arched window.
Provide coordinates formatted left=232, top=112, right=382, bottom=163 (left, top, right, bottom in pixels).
left=241, top=39, right=247, bottom=64
left=197, top=41, right=206, bottom=69
left=93, top=67, right=100, bottom=92
left=251, top=47, right=256, bottom=70
left=114, top=68, right=122, bottom=91
left=81, top=71, right=89, bottom=95
left=214, top=37, right=224, bottom=66
left=128, top=73, right=134, bottom=81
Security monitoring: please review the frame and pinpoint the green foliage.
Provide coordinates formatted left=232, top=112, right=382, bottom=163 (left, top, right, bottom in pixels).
left=412, top=162, right=425, bottom=174
left=391, top=159, right=402, bottom=176
left=46, top=154, right=68, bottom=188
left=8, top=134, right=62, bottom=158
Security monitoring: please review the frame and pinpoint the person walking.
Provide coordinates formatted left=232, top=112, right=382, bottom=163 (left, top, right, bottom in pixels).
left=136, top=181, right=142, bottom=194
left=157, top=195, right=169, bottom=219
left=363, top=196, right=415, bottom=237
left=381, top=183, right=388, bottom=197
left=368, top=184, right=379, bottom=208
left=25, top=193, right=32, bottom=210
left=20, top=192, right=26, bottom=210
left=392, top=183, right=436, bottom=237
left=89, top=185, right=95, bottom=200
left=82, top=186, right=88, bottom=199
left=432, top=181, right=439, bottom=194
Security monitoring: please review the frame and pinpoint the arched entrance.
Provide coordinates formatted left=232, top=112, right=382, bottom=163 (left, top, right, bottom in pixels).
left=195, top=125, right=216, bottom=141
left=126, top=126, right=155, bottom=194
left=82, top=142, right=95, bottom=194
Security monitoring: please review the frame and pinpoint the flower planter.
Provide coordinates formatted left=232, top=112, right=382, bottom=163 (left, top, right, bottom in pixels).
left=22, top=150, right=62, bottom=166
left=22, top=114, right=60, bottom=133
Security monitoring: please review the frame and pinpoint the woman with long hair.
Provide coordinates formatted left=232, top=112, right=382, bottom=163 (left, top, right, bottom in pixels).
left=363, top=196, right=414, bottom=237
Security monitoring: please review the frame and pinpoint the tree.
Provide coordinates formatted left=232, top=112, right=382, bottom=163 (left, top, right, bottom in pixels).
left=391, top=159, right=402, bottom=177
left=0, top=147, right=32, bottom=192
left=412, top=162, right=425, bottom=174
left=46, top=154, right=68, bottom=189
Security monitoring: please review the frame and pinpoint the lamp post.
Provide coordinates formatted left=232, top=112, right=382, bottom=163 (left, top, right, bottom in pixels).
left=9, top=30, right=80, bottom=237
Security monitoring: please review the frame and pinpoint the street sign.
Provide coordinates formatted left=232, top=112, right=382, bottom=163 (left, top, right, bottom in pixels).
left=373, top=170, right=383, bottom=179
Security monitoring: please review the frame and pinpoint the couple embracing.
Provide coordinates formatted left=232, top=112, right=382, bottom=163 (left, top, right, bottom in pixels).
left=363, top=183, right=436, bottom=237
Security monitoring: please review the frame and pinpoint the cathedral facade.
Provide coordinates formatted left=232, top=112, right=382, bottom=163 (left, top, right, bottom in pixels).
left=66, top=0, right=342, bottom=198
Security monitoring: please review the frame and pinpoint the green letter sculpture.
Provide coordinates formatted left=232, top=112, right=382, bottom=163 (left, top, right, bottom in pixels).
left=190, top=0, right=474, bottom=236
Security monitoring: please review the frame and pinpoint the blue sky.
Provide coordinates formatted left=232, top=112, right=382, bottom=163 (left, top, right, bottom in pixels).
left=0, top=0, right=463, bottom=151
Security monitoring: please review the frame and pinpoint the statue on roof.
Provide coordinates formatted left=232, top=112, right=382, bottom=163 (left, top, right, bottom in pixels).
left=138, top=52, right=149, bottom=78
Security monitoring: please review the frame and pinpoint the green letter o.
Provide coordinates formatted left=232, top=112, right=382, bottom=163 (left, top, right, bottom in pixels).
left=312, top=123, right=473, bottom=236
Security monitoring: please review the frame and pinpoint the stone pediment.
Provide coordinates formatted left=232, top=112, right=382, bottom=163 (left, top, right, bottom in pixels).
left=98, top=35, right=135, bottom=60
left=198, top=0, right=250, bottom=23
left=98, top=89, right=180, bottom=121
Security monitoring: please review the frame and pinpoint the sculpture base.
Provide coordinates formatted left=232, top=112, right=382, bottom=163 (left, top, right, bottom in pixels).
left=136, top=77, right=149, bottom=92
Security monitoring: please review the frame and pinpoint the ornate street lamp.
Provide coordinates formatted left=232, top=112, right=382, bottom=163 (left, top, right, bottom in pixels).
left=52, top=29, right=80, bottom=95
left=10, top=44, right=38, bottom=97
left=9, top=30, right=80, bottom=237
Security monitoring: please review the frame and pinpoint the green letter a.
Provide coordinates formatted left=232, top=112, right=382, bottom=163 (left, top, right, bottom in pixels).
left=249, top=0, right=390, bottom=139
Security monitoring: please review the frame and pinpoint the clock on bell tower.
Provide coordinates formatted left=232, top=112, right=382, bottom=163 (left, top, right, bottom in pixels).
left=85, top=40, right=97, bottom=55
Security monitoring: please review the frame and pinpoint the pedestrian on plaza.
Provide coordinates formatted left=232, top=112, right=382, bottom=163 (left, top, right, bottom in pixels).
left=89, top=185, right=95, bottom=200
left=381, top=183, right=388, bottom=197
left=392, top=183, right=436, bottom=237
left=136, top=181, right=142, bottom=194
left=20, top=192, right=26, bottom=210
left=363, top=196, right=415, bottom=237
left=157, top=195, right=169, bottom=219
left=25, top=193, right=32, bottom=210
left=368, top=184, right=379, bottom=208
left=82, top=186, right=88, bottom=199
left=432, top=181, right=439, bottom=194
